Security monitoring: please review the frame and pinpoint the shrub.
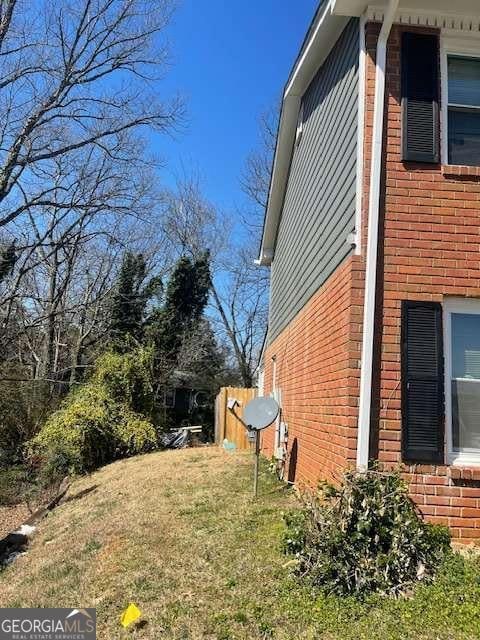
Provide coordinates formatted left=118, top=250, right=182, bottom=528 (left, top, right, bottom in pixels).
left=28, top=348, right=157, bottom=474
left=283, top=469, right=451, bottom=597
left=113, top=412, right=158, bottom=457
left=282, top=509, right=307, bottom=557
left=36, top=445, right=73, bottom=489
left=29, top=385, right=116, bottom=473
left=93, top=347, right=154, bottom=416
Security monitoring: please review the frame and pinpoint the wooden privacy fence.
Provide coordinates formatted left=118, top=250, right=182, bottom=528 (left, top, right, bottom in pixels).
left=215, top=386, right=257, bottom=450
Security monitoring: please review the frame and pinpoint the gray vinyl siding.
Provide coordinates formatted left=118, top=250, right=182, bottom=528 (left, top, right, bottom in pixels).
left=269, top=18, right=359, bottom=341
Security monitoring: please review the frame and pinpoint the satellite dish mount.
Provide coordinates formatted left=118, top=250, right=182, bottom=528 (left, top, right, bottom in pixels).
left=243, top=397, right=280, bottom=497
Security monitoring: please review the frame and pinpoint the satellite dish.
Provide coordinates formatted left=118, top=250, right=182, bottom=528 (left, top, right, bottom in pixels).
left=193, top=390, right=208, bottom=408
left=243, top=397, right=279, bottom=431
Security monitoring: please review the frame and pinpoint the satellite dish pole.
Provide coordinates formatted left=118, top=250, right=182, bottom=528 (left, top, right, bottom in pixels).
left=243, top=397, right=280, bottom=497
left=253, top=429, right=261, bottom=497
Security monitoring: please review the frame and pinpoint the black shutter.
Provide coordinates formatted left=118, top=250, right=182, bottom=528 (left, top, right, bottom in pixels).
left=401, top=301, right=444, bottom=463
left=401, top=32, right=440, bottom=163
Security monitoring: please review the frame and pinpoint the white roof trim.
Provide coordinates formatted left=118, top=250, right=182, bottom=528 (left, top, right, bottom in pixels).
left=333, top=1, right=480, bottom=18
left=257, top=1, right=349, bottom=266
left=367, top=6, right=480, bottom=31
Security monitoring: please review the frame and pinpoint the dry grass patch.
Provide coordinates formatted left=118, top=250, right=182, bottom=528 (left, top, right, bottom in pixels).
left=0, top=448, right=295, bottom=638
left=1, top=447, right=480, bottom=640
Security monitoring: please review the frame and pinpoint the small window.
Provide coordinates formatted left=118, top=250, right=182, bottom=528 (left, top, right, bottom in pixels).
left=447, top=56, right=480, bottom=166
left=159, top=387, right=175, bottom=408
left=445, top=299, right=480, bottom=464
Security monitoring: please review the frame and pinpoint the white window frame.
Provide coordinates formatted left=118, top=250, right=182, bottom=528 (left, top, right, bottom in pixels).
left=444, top=297, right=480, bottom=466
left=440, top=36, right=480, bottom=166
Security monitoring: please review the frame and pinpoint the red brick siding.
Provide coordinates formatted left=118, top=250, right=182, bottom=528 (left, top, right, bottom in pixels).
left=262, top=257, right=363, bottom=487
left=263, top=22, right=480, bottom=543
left=367, top=23, right=480, bottom=542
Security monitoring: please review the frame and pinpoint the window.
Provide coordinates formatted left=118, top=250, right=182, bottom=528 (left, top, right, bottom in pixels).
left=159, top=387, right=175, bottom=408
left=447, top=56, right=480, bottom=166
left=445, top=299, right=480, bottom=465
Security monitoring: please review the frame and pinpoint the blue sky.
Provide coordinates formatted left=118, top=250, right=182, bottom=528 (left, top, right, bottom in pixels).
left=154, top=0, right=318, bottom=213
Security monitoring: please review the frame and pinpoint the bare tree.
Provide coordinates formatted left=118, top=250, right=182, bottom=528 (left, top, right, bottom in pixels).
left=0, top=0, right=180, bottom=387
left=240, top=105, right=278, bottom=224
left=0, top=0, right=182, bottom=229
left=162, top=175, right=223, bottom=257
left=211, top=248, right=268, bottom=387
left=217, top=104, right=279, bottom=383
left=161, top=176, right=269, bottom=387
left=0, top=148, right=171, bottom=388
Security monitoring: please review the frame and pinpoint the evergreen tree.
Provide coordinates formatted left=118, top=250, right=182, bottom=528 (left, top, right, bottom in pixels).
left=109, top=252, right=161, bottom=348
left=165, top=252, right=210, bottom=324
left=147, top=251, right=211, bottom=365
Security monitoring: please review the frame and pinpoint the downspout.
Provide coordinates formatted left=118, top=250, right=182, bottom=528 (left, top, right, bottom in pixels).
left=356, top=0, right=399, bottom=470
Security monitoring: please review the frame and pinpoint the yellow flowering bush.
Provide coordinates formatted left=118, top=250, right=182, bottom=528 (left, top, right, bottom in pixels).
left=29, top=348, right=157, bottom=474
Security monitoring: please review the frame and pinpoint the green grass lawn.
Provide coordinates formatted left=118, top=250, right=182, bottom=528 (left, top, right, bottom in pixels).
left=1, top=447, right=480, bottom=639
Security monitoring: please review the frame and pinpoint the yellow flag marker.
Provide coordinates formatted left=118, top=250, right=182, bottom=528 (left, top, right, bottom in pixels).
left=120, top=603, right=142, bottom=628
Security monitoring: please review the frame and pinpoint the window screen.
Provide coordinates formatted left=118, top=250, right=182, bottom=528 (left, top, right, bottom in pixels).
left=451, top=313, right=480, bottom=451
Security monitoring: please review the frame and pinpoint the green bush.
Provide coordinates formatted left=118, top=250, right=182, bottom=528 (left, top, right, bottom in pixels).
left=35, top=445, right=73, bottom=489
left=283, top=469, right=451, bottom=597
left=114, top=413, right=158, bottom=457
left=93, top=348, right=154, bottom=415
left=28, top=348, right=157, bottom=474
left=282, top=509, right=307, bottom=557
left=30, top=385, right=114, bottom=473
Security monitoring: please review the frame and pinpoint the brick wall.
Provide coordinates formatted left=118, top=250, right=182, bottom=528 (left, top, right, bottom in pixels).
left=368, top=23, right=480, bottom=543
left=262, top=21, right=480, bottom=543
left=262, top=257, right=363, bottom=487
